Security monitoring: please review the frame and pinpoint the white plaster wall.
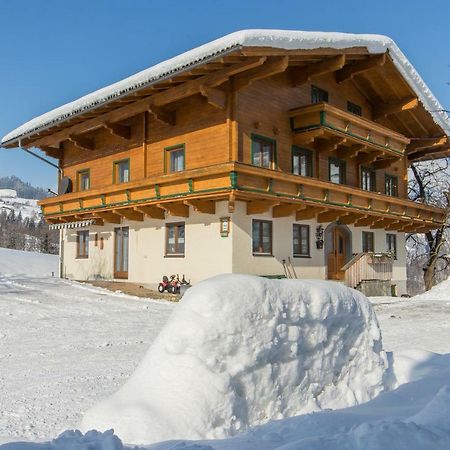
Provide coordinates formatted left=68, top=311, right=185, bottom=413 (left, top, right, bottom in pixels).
left=61, top=201, right=233, bottom=284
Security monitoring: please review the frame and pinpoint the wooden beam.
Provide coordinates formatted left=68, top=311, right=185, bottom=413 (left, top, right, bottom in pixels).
left=335, top=53, right=386, bottom=83
left=291, top=55, right=346, bottom=86
left=373, top=97, right=419, bottom=120
left=338, top=213, right=358, bottom=224
left=294, top=129, right=325, bottom=145
left=316, top=137, right=347, bottom=153
left=134, top=205, right=165, bottom=219
left=247, top=200, right=279, bottom=215
left=370, top=218, right=397, bottom=229
left=356, top=151, right=383, bottom=166
left=296, top=207, right=323, bottom=220
left=104, top=122, right=131, bottom=140
left=353, top=216, right=376, bottom=227
left=234, top=56, right=289, bottom=91
left=157, top=202, right=189, bottom=218
left=372, top=158, right=397, bottom=170
left=272, top=204, right=305, bottom=218
left=41, top=146, right=62, bottom=159
left=31, top=57, right=267, bottom=148
left=317, top=210, right=342, bottom=223
left=96, top=211, right=121, bottom=224
left=407, top=136, right=447, bottom=153
left=199, top=85, right=227, bottom=110
left=336, top=145, right=365, bottom=159
left=112, top=208, right=144, bottom=221
left=148, top=105, right=176, bottom=126
left=184, top=200, right=216, bottom=214
left=409, top=146, right=450, bottom=161
left=68, top=134, right=95, bottom=151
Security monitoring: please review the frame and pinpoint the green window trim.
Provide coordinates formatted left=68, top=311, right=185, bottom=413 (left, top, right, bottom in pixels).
left=311, top=85, right=329, bottom=104
left=360, top=166, right=376, bottom=192
left=164, top=144, right=186, bottom=173
left=385, top=174, right=399, bottom=197
left=76, top=169, right=90, bottom=192
left=292, top=146, right=313, bottom=177
left=251, top=134, right=277, bottom=169
left=113, top=158, right=130, bottom=184
left=328, top=157, right=346, bottom=184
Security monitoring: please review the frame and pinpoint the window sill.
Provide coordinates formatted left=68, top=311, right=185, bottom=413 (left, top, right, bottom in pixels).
left=293, top=255, right=311, bottom=258
left=253, top=253, right=273, bottom=257
left=164, top=254, right=185, bottom=258
left=76, top=256, right=89, bottom=259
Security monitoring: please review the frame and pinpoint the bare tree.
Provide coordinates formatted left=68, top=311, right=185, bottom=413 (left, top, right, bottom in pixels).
left=408, top=159, right=450, bottom=291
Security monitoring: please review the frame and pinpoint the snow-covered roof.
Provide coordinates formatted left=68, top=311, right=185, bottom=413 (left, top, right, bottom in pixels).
left=2, top=29, right=450, bottom=146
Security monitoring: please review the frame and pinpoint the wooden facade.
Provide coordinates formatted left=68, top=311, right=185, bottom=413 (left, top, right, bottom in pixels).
left=3, top=44, right=449, bottom=232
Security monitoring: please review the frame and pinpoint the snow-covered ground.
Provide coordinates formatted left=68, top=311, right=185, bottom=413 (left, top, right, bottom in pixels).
left=0, top=190, right=41, bottom=222
left=0, top=249, right=450, bottom=449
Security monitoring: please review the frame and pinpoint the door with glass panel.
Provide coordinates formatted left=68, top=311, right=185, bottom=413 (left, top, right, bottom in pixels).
left=114, top=227, right=129, bottom=279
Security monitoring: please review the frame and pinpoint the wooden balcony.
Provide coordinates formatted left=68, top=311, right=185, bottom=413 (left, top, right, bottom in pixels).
left=289, top=103, right=410, bottom=166
left=40, top=162, right=444, bottom=232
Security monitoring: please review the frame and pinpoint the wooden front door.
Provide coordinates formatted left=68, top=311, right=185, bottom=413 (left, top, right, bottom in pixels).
left=327, top=228, right=346, bottom=280
left=114, top=227, right=129, bottom=279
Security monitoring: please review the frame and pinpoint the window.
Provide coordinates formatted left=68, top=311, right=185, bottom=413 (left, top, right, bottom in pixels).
left=386, top=234, right=397, bottom=259
left=114, top=159, right=130, bottom=184
left=76, top=230, right=89, bottom=259
left=165, top=145, right=185, bottom=173
left=252, top=135, right=276, bottom=169
left=362, top=231, right=374, bottom=253
left=252, top=220, right=272, bottom=255
left=311, top=85, right=328, bottom=104
left=77, top=170, right=90, bottom=191
left=347, top=101, right=362, bottom=116
left=166, top=223, right=185, bottom=256
left=292, top=147, right=313, bottom=177
left=361, top=167, right=376, bottom=192
left=329, top=158, right=346, bottom=184
left=385, top=174, right=398, bottom=197
left=293, top=224, right=310, bottom=257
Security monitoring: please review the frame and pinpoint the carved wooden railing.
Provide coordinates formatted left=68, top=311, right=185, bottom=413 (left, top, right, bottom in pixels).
left=342, top=252, right=393, bottom=289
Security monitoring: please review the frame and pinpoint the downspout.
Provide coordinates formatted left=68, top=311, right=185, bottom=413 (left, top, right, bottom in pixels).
left=18, top=140, right=64, bottom=278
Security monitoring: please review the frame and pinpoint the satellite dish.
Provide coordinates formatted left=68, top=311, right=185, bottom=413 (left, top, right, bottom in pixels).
left=58, top=177, right=73, bottom=195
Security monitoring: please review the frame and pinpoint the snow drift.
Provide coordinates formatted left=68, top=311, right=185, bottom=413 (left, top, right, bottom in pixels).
left=82, top=274, right=388, bottom=444
left=0, top=248, right=58, bottom=277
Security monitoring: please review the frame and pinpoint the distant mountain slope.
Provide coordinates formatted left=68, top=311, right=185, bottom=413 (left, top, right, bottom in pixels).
left=0, top=188, right=41, bottom=222
left=0, top=175, right=49, bottom=200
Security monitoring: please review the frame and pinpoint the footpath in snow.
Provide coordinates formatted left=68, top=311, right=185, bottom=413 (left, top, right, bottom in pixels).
left=1, top=249, right=450, bottom=449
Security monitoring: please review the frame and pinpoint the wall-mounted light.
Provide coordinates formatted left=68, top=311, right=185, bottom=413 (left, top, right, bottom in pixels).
left=316, top=225, right=324, bottom=249
left=220, top=217, right=230, bottom=237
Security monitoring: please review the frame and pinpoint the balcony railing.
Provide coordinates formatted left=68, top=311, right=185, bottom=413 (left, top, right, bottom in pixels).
left=289, top=103, right=410, bottom=159
left=39, top=162, right=444, bottom=232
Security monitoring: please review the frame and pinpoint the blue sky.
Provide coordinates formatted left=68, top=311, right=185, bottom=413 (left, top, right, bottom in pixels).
left=0, top=0, right=449, bottom=189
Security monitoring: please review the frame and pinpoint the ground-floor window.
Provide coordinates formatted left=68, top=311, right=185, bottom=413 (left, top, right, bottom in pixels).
left=166, top=222, right=185, bottom=256
left=386, top=233, right=397, bottom=259
left=362, top=231, right=374, bottom=252
left=252, top=219, right=272, bottom=256
left=76, top=230, right=89, bottom=258
left=293, top=224, right=310, bottom=257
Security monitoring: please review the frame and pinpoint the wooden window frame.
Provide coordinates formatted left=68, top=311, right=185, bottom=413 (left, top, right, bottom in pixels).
left=385, top=174, right=398, bottom=197
left=76, top=230, right=89, bottom=259
left=113, top=158, right=130, bottom=184
left=292, top=146, right=313, bottom=177
left=360, top=166, right=376, bottom=192
left=165, top=222, right=185, bottom=257
left=164, top=144, right=185, bottom=173
left=251, top=134, right=277, bottom=169
left=386, top=233, right=397, bottom=260
left=293, top=224, right=310, bottom=258
left=76, top=169, right=90, bottom=191
left=311, top=85, right=329, bottom=104
left=347, top=101, right=362, bottom=116
left=328, top=157, right=346, bottom=184
left=252, top=219, right=273, bottom=256
left=362, top=231, right=375, bottom=253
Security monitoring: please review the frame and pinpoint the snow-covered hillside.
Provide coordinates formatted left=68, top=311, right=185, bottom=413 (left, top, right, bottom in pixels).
left=0, top=247, right=58, bottom=277
left=0, top=189, right=41, bottom=222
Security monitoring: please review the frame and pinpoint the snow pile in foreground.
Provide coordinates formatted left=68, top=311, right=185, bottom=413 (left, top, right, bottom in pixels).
left=82, top=274, right=387, bottom=444
left=0, top=248, right=58, bottom=277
